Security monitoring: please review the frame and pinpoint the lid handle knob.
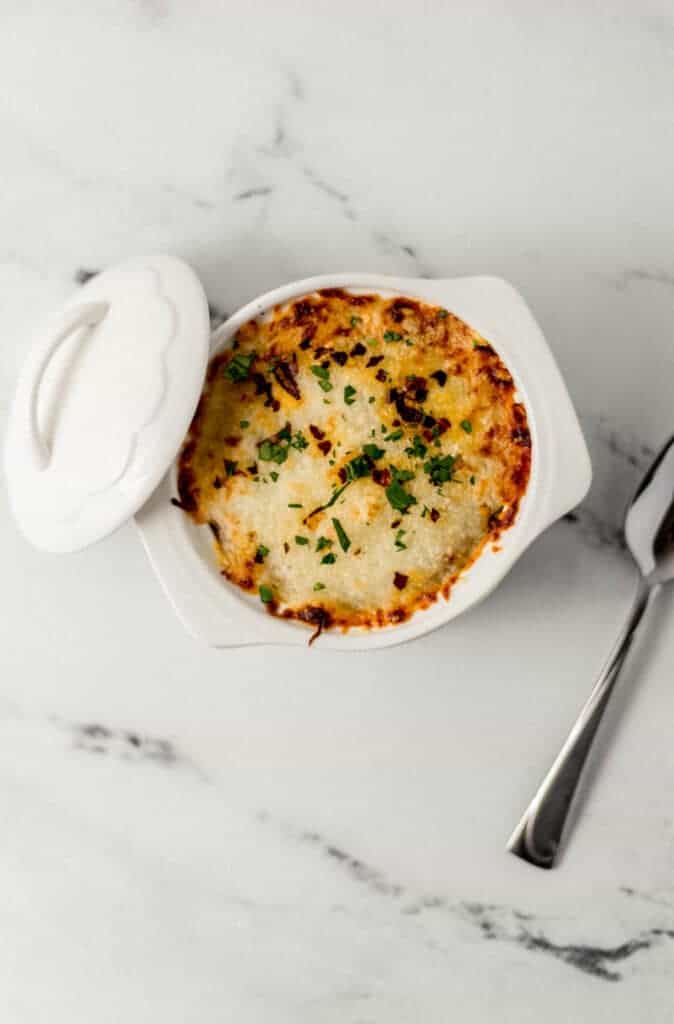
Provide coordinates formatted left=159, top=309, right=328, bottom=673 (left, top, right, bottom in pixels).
left=24, top=301, right=110, bottom=470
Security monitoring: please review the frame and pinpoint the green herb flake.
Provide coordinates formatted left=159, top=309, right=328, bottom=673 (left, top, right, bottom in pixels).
left=311, top=364, right=332, bottom=392
left=405, top=435, right=427, bottom=459
left=332, top=517, right=351, bottom=552
left=391, top=466, right=414, bottom=484
left=470, top=475, right=476, bottom=485
left=366, top=338, right=378, bottom=347
left=437, top=309, right=449, bottom=319
left=344, top=384, right=357, bottom=406
left=421, top=505, right=430, bottom=518
left=224, top=459, right=237, bottom=477
left=239, top=420, right=250, bottom=429
left=291, top=431, right=308, bottom=450
left=258, top=441, right=288, bottom=465
left=316, top=537, right=333, bottom=552
left=368, top=395, right=376, bottom=403
left=321, top=552, right=337, bottom=565
left=259, top=584, right=273, bottom=604
left=256, top=545, right=269, bottom=560
left=362, top=443, right=385, bottom=461
left=383, top=330, right=402, bottom=342
left=224, top=351, right=256, bottom=382
left=395, top=528, right=407, bottom=550
left=288, top=502, right=303, bottom=508
left=404, top=338, right=414, bottom=347
left=295, top=535, right=309, bottom=545
left=460, top=419, right=472, bottom=433
left=270, top=471, right=279, bottom=482
left=385, top=478, right=417, bottom=514
left=385, top=428, right=403, bottom=442
left=313, top=582, right=326, bottom=591
left=350, top=315, right=361, bottom=327
left=423, top=453, right=458, bottom=486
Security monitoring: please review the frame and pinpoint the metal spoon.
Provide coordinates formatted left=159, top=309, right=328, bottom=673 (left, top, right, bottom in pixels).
left=508, top=435, right=674, bottom=869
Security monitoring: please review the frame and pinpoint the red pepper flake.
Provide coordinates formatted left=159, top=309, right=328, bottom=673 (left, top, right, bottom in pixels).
left=318, top=440, right=332, bottom=456
left=375, top=368, right=388, bottom=383
left=393, top=572, right=409, bottom=590
left=436, top=417, right=451, bottom=435
left=212, top=477, right=223, bottom=489
left=246, top=462, right=258, bottom=475
left=366, top=355, right=384, bottom=367
left=225, top=435, right=241, bottom=446
left=430, top=508, right=440, bottom=523
left=331, top=351, right=348, bottom=366
left=431, top=369, right=447, bottom=387
left=391, top=518, right=401, bottom=528
left=338, top=467, right=347, bottom=483
left=372, top=467, right=392, bottom=487
left=309, top=424, right=325, bottom=440
left=283, top=541, right=290, bottom=553
left=350, top=342, right=367, bottom=356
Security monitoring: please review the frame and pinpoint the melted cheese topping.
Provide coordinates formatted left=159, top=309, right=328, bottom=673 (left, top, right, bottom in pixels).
left=177, top=289, right=531, bottom=636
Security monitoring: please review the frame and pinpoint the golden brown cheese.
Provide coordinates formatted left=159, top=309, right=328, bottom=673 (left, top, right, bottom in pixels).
left=176, top=289, right=531, bottom=639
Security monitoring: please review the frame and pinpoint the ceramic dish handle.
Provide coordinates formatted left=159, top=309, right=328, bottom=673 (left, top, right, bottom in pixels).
left=22, top=301, right=110, bottom=470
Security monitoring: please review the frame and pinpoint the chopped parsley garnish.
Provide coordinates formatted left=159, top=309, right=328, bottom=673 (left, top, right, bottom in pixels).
left=368, top=395, right=375, bottom=403
left=311, top=364, right=332, bottom=392
left=313, top=582, right=326, bottom=591
left=344, top=384, right=357, bottom=406
left=344, top=455, right=372, bottom=481
left=259, top=584, right=273, bottom=604
left=277, top=423, right=291, bottom=442
left=321, top=552, right=337, bottom=565
left=395, top=528, right=407, bottom=550
left=258, top=440, right=288, bottom=464
left=386, top=478, right=417, bottom=514
left=405, top=435, right=427, bottom=459
left=421, top=505, right=430, bottom=518
left=423, top=453, right=458, bottom=486
left=224, top=459, right=237, bottom=476
left=295, top=535, right=309, bottom=545
left=460, top=419, right=472, bottom=433
left=350, top=315, right=361, bottom=327
left=390, top=466, right=415, bottom=484
left=383, top=330, right=402, bottom=342
left=362, top=443, right=385, bottom=461
left=366, top=338, right=378, bottom=347
left=224, top=351, right=256, bottom=382
left=239, top=420, right=250, bottom=428
left=384, top=428, right=403, bottom=442
left=288, top=502, right=303, bottom=508
left=270, top=471, right=279, bottom=481
left=332, top=517, right=351, bottom=552
left=437, top=309, right=449, bottom=319
left=291, top=430, right=308, bottom=450
left=256, top=544, right=269, bottom=561
left=316, top=536, right=333, bottom=551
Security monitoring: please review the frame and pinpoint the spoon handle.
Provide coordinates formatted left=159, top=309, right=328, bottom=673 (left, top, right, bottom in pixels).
left=508, top=578, right=658, bottom=868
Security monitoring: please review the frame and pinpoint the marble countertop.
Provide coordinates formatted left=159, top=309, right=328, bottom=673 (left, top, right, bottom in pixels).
left=2, top=4, right=674, bottom=1020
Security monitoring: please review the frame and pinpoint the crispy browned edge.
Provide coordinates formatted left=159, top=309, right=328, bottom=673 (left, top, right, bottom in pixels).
left=174, top=287, right=532, bottom=638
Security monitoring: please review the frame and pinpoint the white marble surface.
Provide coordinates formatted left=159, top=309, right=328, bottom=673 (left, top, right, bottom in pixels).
left=2, top=3, right=674, bottom=1020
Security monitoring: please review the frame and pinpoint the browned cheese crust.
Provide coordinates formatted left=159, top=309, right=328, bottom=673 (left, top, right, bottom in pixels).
left=176, top=289, right=531, bottom=638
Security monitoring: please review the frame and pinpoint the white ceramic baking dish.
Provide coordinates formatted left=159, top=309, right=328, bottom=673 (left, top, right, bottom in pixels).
left=134, top=271, right=591, bottom=650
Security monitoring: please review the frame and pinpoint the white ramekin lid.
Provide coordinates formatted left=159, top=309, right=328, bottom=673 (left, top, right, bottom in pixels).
left=4, top=254, right=210, bottom=552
